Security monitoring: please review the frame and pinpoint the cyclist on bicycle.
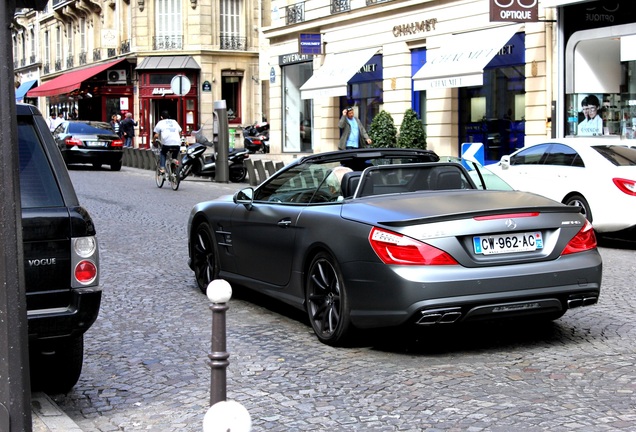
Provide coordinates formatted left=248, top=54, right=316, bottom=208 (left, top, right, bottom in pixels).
left=153, top=110, right=182, bottom=173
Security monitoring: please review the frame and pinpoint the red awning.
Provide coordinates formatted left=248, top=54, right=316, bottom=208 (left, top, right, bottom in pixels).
left=27, top=59, right=126, bottom=97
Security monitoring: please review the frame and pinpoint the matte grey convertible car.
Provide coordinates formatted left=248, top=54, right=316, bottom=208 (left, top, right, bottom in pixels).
left=187, top=148, right=602, bottom=346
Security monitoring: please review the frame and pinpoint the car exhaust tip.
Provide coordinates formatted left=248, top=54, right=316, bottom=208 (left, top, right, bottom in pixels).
left=416, top=308, right=462, bottom=325
left=567, top=293, right=598, bottom=309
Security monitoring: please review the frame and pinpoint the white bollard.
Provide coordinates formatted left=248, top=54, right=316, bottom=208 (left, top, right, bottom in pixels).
left=203, top=400, right=252, bottom=432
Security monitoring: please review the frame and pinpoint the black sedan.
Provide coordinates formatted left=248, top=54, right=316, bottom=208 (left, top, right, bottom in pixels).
left=187, top=148, right=602, bottom=346
left=53, top=120, right=124, bottom=171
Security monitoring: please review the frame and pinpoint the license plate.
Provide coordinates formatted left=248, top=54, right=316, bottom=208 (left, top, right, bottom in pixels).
left=473, top=232, right=543, bottom=255
left=87, top=141, right=107, bottom=147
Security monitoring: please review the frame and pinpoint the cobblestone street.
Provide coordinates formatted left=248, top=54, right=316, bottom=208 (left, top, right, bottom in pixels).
left=47, top=166, right=636, bottom=431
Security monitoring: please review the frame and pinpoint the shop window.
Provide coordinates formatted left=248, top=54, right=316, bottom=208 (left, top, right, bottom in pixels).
left=342, top=54, right=383, bottom=134
left=282, top=62, right=313, bottom=153
left=222, top=73, right=242, bottom=124
left=460, top=67, right=526, bottom=164
left=565, top=61, right=636, bottom=139
left=344, top=81, right=382, bottom=132
left=411, top=48, right=427, bottom=133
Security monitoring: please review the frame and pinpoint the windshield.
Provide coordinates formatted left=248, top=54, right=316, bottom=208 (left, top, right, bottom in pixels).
left=441, top=156, right=514, bottom=191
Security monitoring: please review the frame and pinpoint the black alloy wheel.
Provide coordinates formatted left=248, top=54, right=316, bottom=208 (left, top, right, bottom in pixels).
left=305, top=252, right=352, bottom=346
left=564, top=194, right=593, bottom=223
left=192, top=222, right=219, bottom=293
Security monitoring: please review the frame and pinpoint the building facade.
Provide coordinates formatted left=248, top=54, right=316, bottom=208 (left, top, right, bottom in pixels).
left=262, top=0, right=636, bottom=163
left=262, top=0, right=550, bottom=162
left=13, top=0, right=269, bottom=148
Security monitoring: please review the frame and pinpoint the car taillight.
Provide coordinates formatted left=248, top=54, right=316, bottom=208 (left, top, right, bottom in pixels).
left=112, top=139, right=124, bottom=147
left=369, top=227, right=458, bottom=265
left=561, top=220, right=597, bottom=255
left=65, top=137, right=83, bottom=147
left=74, top=236, right=97, bottom=257
left=75, top=260, right=97, bottom=284
left=612, top=178, right=636, bottom=196
left=72, top=236, right=99, bottom=286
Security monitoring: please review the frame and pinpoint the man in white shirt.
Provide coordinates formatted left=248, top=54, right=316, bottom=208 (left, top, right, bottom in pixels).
left=48, top=111, right=63, bottom=132
left=153, top=111, right=182, bottom=172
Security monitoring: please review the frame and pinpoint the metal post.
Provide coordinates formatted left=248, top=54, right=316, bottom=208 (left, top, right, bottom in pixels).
left=214, top=100, right=229, bottom=183
left=1, top=0, right=33, bottom=429
left=206, top=279, right=232, bottom=406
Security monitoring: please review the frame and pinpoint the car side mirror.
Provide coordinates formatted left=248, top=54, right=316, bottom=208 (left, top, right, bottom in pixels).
left=234, top=187, right=254, bottom=210
left=500, top=155, right=510, bottom=170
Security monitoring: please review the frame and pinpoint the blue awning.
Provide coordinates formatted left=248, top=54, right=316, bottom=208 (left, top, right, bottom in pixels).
left=16, top=79, right=38, bottom=101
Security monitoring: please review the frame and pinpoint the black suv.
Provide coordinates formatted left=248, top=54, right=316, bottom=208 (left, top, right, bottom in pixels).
left=17, top=104, right=101, bottom=393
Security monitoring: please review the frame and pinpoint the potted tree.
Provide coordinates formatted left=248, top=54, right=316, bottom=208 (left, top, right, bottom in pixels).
left=398, top=108, right=427, bottom=149
left=368, top=110, right=398, bottom=148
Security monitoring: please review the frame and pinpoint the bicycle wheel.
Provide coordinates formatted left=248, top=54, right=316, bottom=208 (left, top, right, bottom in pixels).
left=170, top=161, right=180, bottom=191
left=155, top=159, right=165, bottom=188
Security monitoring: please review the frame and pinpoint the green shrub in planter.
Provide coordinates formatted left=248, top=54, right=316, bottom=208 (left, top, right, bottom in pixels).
left=398, top=108, right=427, bottom=149
left=368, top=110, right=398, bottom=148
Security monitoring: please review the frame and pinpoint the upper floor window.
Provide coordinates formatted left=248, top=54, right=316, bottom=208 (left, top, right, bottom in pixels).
left=221, top=0, right=240, bottom=36
left=67, top=23, right=72, bottom=53
left=155, top=0, right=183, bottom=49
left=286, top=3, right=304, bottom=25
left=80, top=18, right=86, bottom=53
left=331, top=0, right=350, bottom=14
left=20, top=33, right=26, bottom=62
left=44, top=30, right=50, bottom=65
left=55, top=26, right=62, bottom=61
left=30, top=28, right=36, bottom=59
left=13, top=35, right=18, bottom=63
left=156, top=0, right=182, bottom=37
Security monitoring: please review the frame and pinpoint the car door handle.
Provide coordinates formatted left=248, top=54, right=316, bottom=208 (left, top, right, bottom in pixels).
left=278, top=218, right=292, bottom=227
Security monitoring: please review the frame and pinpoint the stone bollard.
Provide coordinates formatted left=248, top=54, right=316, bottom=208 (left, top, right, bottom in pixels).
left=204, top=280, right=251, bottom=432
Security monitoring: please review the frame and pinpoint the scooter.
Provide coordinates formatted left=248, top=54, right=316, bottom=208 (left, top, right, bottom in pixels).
left=242, top=120, right=270, bottom=154
left=179, top=127, right=249, bottom=183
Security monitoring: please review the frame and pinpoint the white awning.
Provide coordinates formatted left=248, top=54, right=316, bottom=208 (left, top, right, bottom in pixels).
left=300, top=47, right=379, bottom=100
left=412, top=24, right=522, bottom=91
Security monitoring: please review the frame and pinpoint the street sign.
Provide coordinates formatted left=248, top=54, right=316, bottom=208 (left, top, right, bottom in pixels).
left=171, top=75, right=191, bottom=96
left=461, top=142, right=485, bottom=169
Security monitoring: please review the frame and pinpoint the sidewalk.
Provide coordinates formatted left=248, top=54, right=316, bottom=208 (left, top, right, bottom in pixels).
left=31, top=392, right=83, bottom=432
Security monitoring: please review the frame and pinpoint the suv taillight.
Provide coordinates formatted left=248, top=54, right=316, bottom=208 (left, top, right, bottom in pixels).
left=72, top=236, right=99, bottom=286
left=75, top=260, right=98, bottom=284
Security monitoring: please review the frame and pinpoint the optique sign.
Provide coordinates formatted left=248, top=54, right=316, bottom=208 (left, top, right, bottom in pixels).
left=489, top=0, right=538, bottom=23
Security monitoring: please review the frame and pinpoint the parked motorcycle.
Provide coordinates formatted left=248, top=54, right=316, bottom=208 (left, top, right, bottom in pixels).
left=179, top=126, right=249, bottom=183
left=242, top=120, right=270, bottom=154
